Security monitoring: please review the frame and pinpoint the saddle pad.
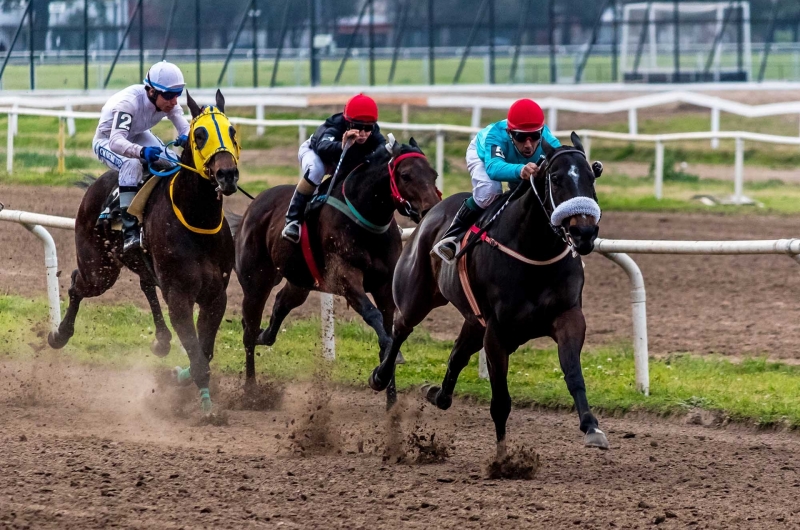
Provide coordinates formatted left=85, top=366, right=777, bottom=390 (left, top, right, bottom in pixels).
left=128, top=176, right=160, bottom=222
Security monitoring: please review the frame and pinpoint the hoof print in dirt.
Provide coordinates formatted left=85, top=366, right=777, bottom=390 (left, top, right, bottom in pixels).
left=485, top=446, right=541, bottom=480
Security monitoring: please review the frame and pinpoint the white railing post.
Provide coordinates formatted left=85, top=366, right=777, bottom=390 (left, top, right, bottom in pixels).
left=65, top=104, right=76, bottom=137
left=6, top=110, right=14, bottom=173
left=470, top=106, right=482, bottom=130
left=601, top=252, right=649, bottom=396
left=583, top=134, right=591, bottom=160
left=734, top=136, right=744, bottom=203
left=548, top=107, right=558, bottom=130
left=654, top=140, right=664, bottom=200
left=478, top=348, right=489, bottom=380
left=401, top=101, right=409, bottom=139
left=435, top=129, right=445, bottom=192
left=256, top=104, right=265, bottom=136
left=710, top=107, right=720, bottom=149
left=320, top=293, right=335, bottom=361
left=11, top=103, right=18, bottom=136
left=24, top=224, right=62, bottom=333
left=628, top=107, right=638, bottom=135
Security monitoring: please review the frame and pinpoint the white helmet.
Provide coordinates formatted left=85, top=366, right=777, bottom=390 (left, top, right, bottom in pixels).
left=144, top=61, right=185, bottom=92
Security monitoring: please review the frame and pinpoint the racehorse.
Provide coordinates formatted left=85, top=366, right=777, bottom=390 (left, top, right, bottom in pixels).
left=235, top=139, right=441, bottom=408
left=369, top=132, right=608, bottom=456
left=47, top=90, right=240, bottom=413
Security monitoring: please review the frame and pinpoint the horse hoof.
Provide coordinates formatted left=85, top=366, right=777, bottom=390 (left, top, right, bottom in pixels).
left=256, top=329, right=276, bottom=347
left=421, top=384, right=441, bottom=406
left=368, top=367, right=388, bottom=392
left=584, top=428, right=609, bottom=450
left=47, top=331, right=68, bottom=349
left=199, top=388, right=212, bottom=414
left=395, top=350, right=406, bottom=365
left=150, top=339, right=171, bottom=358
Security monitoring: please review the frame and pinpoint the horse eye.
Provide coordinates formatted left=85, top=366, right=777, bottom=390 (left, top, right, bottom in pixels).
left=400, top=172, right=411, bottom=182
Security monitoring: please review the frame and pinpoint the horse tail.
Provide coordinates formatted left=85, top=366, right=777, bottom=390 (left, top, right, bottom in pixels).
left=74, top=174, right=97, bottom=191
left=226, top=210, right=243, bottom=239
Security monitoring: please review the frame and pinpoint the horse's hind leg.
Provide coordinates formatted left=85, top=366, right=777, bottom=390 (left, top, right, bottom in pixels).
left=258, top=282, right=310, bottom=346
left=139, top=277, right=172, bottom=357
left=48, top=260, right=121, bottom=349
left=424, top=320, right=485, bottom=411
left=553, top=307, right=608, bottom=449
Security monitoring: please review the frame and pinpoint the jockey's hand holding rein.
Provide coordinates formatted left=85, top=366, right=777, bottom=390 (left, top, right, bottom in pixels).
left=520, top=162, right=540, bottom=180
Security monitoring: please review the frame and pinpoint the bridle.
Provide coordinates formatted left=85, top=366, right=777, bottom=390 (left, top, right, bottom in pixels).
left=387, top=151, right=442, bottom=220
left=531, top=148, right=591, bottom=244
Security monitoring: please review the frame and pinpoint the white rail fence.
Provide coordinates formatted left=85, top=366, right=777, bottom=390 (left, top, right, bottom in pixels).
left=5, top=204, right=800, bottom=396
left=4, top=106, right=800, bottom=203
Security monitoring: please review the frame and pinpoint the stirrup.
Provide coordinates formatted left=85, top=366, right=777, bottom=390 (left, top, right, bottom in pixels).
left=430, top=237, right=459, bottom=263
left=282, top=220, right=301, bottom=243
left=122, top=236, right=141, bottom=254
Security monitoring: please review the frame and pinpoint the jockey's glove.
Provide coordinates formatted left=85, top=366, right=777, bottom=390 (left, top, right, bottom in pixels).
left=174, top=135, right=189, bottom=148
left=591, top=161, right=603, bottom=178
left=141, top=146, right=162, bottom=164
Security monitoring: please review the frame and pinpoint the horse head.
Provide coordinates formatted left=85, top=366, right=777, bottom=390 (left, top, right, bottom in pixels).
left=386, top=137, right=442, bottom=223
left=184, top=89, right=240, bottom=196
left=537, top=132, right=602, bottom=256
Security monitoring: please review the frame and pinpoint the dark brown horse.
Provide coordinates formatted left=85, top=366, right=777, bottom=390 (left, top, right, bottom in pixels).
left=48, top=90, right=240, bottom=413
left=370, top=133, right=607, bottom=457
left=235, top=139, right=441, bottom=408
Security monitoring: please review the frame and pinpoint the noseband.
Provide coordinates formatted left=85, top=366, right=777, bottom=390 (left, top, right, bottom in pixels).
left=387, top=152, right=442, bottom=219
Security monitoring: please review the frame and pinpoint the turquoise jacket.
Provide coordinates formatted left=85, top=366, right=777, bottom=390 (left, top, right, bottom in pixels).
left=475, top=120, right=560, bottom=182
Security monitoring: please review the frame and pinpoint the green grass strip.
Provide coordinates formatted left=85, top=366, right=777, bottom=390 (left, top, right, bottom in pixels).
left=1, top=295, right=799, bottom=428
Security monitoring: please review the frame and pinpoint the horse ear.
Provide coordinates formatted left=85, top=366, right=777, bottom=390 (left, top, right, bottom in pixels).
left=391, top=140, right=402, bottom=157
left=409, top=137, right=419, bottom=148
left=186, top=90, right=202, bottom=118
left=570, top=131, right=584, bottom=153
left=215, top=89, right=226, bottom=113
left=541, top=137, right=555, bottom=157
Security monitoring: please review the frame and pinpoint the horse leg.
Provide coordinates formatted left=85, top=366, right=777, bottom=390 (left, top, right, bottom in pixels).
left=139, top=277, right=172, bottom=358
left=423, top=320, right=485, bottom=411
left=166, top=297, right=212, bottom=413
left=48, top=260, right=121, bottom=349
left=484, top=323, right=512, bottom=460
left=372, top=284, right=400, bottom=409
left=197, top=290, right=227, bottom=364
left=553, top=307, right=608, bottom=449
left=241, top=279, right=274, bottom=387
left=257, top=283, right=310, bottom=346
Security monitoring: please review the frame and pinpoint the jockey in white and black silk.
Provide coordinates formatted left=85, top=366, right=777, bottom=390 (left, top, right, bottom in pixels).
left=282, top=93, right=387, bottom=244
left=91, top=60, right=190, bottom=254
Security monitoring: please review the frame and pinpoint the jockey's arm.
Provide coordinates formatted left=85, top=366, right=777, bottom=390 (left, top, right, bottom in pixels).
left=484, top=144, right=525, bottom=183
left=107, top=105, right=145, bottom=159
left=167, top=105, right=190, bottom=138
left=315, top=124, right=344, bottom=165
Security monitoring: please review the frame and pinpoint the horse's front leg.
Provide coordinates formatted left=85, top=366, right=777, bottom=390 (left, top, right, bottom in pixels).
left=371, top=284, right=400, bottom=409
left=197, top=289, right=227, bottom=363
left=552, top=307, right=608, bottom=449
left=139, top=277, right=172, bottom=358
left=484, top=322, right=513, bottom=460
left=165, top=293, right=212, bottom=414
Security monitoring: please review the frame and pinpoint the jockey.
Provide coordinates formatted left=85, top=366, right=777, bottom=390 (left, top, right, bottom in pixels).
left=92, top=60, right=190, bottom=254
left=432, top=98, right=561, bottom=262
left=282, top=93, right=387, bottom=243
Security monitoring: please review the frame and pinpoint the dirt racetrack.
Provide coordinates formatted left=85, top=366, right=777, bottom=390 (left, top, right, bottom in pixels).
left=3, top=183, right=800, bottom=358
left=1, top=357, right=800, bottom=529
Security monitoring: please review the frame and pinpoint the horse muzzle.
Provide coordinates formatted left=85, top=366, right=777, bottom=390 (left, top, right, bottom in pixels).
left=213, top=168, right=239, bottom=196
left=568, top=224, right=599, bottom=256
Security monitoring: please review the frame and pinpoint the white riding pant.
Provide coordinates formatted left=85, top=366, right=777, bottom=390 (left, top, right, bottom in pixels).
left=298, top=138, right=326, bottom=186
left=467, top=138, right=503, bottom=209
left=93, top=131, right=172, bottom=187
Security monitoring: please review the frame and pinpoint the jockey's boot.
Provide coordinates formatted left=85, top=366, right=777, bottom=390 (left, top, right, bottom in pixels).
left=119, top=186, right=141, bottom=254
left=430, top=198, right=483, bottom=263
left=281, top=188, right=313, bottom=243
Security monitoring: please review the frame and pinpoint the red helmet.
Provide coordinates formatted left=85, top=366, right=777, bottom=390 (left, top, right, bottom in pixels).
left=506, top=98, right=545, bottom=132
left=344, top=93, right=379, bottom=124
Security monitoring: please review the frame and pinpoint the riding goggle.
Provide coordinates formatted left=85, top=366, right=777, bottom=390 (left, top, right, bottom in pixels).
left=158, top=88, right=183, bottom=100
left=510, top=130, right=542, bottom=143
left=347, top=122, right=375, bottom=132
